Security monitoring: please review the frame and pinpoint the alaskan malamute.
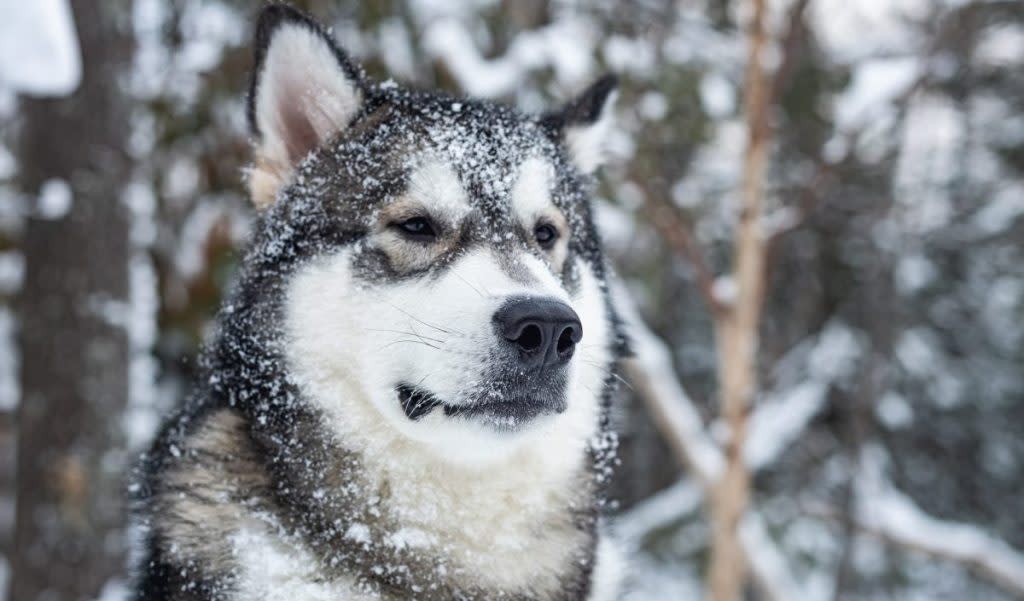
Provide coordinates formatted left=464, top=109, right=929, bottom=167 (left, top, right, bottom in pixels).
left=134, top=5, right=626, bottom=600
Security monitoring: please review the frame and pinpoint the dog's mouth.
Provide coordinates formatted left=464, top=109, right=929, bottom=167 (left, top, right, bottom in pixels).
left=396, top=382, right=567, bottom=429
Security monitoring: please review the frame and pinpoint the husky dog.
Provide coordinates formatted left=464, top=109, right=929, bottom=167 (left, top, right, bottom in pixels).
left=134, top=5, right=626, bottom=600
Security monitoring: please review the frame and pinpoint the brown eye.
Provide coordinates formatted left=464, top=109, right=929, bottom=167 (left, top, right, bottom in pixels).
left=534, top=223, right=558, bottom=249
left=393, top=216, right=437, bottom=242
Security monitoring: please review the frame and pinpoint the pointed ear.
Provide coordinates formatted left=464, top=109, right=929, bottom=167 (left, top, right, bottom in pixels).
left=246, top=5, right=366, bottom=208
left=542, top=75, right=619, bottom=174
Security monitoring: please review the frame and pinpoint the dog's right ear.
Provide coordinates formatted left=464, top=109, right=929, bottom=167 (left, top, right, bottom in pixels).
left=246, top=5, right=366, bottom=209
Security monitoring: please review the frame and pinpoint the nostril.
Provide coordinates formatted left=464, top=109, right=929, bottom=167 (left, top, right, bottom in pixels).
left=516, top=324, right=543, bottom=352
left=556, top=326, right=576, bottom=356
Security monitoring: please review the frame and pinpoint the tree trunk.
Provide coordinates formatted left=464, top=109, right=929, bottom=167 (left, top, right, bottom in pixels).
left=11, top=3, right=133, bottom=600
left=706, top=0, right=771, bottom=599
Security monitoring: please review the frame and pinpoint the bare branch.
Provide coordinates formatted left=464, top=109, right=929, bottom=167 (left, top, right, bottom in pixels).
left=640, top=197, right=729, bottom=316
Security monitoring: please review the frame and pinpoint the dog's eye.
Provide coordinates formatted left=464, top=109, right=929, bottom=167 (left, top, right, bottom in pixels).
left=393, top=217, right=437, bottom=242
left=534, top=223, right=558, bottom=250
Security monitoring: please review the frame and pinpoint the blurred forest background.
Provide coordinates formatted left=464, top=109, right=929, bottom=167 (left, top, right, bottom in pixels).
left=1, top=0, right=1023, bottom=600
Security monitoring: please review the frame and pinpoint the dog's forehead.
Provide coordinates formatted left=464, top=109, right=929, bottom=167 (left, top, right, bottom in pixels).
left=405, top=105, right=567, bottom=219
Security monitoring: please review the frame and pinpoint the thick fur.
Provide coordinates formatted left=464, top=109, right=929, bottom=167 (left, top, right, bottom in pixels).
left=133, top=5, right=626, bottom=601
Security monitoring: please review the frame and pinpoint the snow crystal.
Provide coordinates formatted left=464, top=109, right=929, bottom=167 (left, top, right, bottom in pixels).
left=0, top=0, right=81, bottom=96
left=37, top=178, right=72, bottom=219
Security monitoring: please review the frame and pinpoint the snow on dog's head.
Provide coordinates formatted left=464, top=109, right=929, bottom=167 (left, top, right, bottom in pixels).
left=245, top=6, right=619, bottom=466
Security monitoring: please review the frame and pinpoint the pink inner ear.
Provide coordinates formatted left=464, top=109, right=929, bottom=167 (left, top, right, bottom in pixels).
left=278, top=97, right=319, bottom=164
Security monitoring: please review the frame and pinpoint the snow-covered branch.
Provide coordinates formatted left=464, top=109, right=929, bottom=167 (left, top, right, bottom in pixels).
left=795, top=447, right=1024, bottom=599
left=613, top=278, right=725, bottom=486
left=614, top=478, right=813, bottom=601
left=745, top=321, right=862, bottom=470
left=421, top=16, right=595, bottom=99
left=852, top=455, right=1024, bottom=600
left=614, top=479, right=704, bottom=544
left=740, top=511, right=824, bottom=601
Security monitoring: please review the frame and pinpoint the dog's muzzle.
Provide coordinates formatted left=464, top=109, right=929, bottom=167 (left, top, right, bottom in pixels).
left=396, top=296, right=581, bottom=429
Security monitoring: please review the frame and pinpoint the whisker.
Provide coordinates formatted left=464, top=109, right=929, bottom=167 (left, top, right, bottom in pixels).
left=383, top=301, right=464, bottom=336
left=366, top=328, right=446, bottom=344
left=451, top=269, right=486, bottom=299
left=379, top=339, right=443, bottom=351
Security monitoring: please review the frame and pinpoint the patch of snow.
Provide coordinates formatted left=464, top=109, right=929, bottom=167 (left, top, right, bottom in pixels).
left=93, top=578, right=128, bottom=601
left=378, top=18, right=416, bottom=80
left=620, top=554, right=702, bottom=601
left=747, top=322, right=862, bottom=469
left=0, top=0, right=81, bottom=96
left=613, top=479, right=703, bottom=544
left=699, top=72, right=736, bottom=118
left=807, top=321, right=863, bottom=382
left=876, top=391, right=914, bottom=429
left=594, top=199, right=636, bottom=257
left=121, top=181, right=160, bottom=450
left=0, top=144, right=15, bottom=179
left=422, top=15, right=596, bottom=99
left=895, top=328, right=939, bottom=377
left=896, top=253, right=937, bottom=294
left=741, top=512, right=827, bottom=601
left=974, top=24, right=1024, bottom=68
left=0, top=308, right=17, bottom=411
left=746, top=380, right=828, bottom=469
left=972, top=183, right=1024, bottom=234
left=37, top=178, right=72, bottom=219
left=603, top=36, right=656, bottom=78
left=712, top=275, right=738, bottom=306
left=637, top=92, right=668, bottom=122
left=0, top=556, right=7, bottom=601
left=856, top=445, right=1024, bottom=596
left=0, top=251, right=24, bottom=295
left=811, top=0, right=926, bottom=63
left=834, top=57, right=920, bottom=132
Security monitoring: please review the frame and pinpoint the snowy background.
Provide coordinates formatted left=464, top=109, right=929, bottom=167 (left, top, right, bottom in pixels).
left=1, top=0, right=1023, bottom=600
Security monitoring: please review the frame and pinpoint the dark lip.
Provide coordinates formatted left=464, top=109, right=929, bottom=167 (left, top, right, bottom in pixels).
left=396, top=384, right=566, bottom=426
left=397, top=384, right=443, bottom=420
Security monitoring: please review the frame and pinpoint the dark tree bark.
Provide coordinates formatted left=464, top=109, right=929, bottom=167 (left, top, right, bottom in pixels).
left=11, top=3, right=133, bottom=600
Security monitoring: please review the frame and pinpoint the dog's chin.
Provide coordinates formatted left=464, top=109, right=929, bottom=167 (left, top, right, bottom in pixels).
left=396, top=383, right=567, bottom=433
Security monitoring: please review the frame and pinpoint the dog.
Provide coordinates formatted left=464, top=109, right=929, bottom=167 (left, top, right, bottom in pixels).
left=133, top=5, right=626, bottom=600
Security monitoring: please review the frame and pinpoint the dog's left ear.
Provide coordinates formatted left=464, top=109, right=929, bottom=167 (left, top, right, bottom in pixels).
left=246, top=5, right=366, bottom=208
left=542, top=75, right=619, bottom=174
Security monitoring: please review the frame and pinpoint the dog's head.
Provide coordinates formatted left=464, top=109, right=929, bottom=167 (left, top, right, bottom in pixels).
left=246, top=6, right=619, bottom=466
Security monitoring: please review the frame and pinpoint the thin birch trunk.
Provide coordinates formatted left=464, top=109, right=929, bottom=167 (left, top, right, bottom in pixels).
left=706, top=0, right=772, bottom=599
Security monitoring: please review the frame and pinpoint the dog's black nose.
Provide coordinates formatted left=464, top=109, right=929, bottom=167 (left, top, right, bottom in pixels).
left=494, top=297, right=583, bottom=370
